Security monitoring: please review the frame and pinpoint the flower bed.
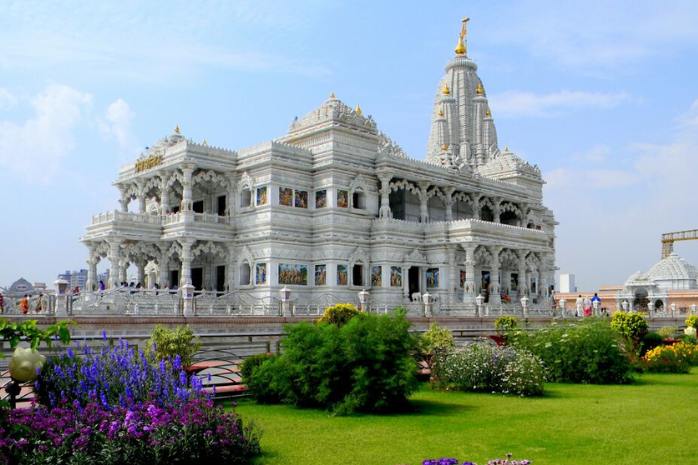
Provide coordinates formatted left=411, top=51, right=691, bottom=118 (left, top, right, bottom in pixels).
left=422, top=454, right=531, bottom=465
left=0, top=398, right=260, bottom=465
left=643, top=341, right=697, bottom=373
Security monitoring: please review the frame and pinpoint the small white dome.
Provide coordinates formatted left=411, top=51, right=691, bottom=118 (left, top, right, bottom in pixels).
left=646, top=253, right=697, bottom=290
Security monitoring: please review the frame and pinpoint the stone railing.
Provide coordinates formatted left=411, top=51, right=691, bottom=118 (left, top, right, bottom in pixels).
left=91, top=210, right=162, bottom=226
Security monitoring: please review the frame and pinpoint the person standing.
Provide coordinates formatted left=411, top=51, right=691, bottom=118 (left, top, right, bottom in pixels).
left=98, top=280, right=106, bottom=292
left=575, top=294, right=584, bottom=318
left=591, top=293, right=601, bottom=315
left=19, top=295, right=29, bottom=315
left=583, top=295, right=592, bottom=317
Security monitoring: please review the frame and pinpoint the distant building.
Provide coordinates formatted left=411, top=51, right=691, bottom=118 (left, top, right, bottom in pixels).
left=57, top=269, right=88, bottom=291
left=559, top=273, right=576, bottom=293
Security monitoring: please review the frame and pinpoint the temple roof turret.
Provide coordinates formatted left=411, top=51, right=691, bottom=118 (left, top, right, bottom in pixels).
left=287, top=93, right=377, bottom=137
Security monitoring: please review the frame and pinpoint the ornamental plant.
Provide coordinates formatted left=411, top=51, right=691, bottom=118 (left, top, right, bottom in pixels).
left=643, top=343, right=694, bottom=373
left=435, top=341, right=544, bottom=396
left=512, top=319, right=633, bottom=384
left=610, top=311, right=649, bottom=355
left=685, top=315, right=698, bottom=329
left=248, top=310, right=418, bottom=413
left=422, top=454, right=531, bottom=465
left=317, top=303, right=360, bottom=327
left=146, top=325, right=201, bottom=368
left=494, top=316, right=519, bottom=333
left=35, top=339, right=202, bottom=408
left=419, top=323, right=455, bottom=377
left=0, top=398, right=260, bottom=465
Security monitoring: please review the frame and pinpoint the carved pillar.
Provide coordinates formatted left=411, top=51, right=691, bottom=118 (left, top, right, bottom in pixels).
left=402, top=265, right=410, bottom=300
left=472, top=194, right=481, bottom=219
left=520, top=202, right=529, bottom=227
left=137, top=181, right=146, bottom=213
left=518, top=249, right=528, bottom=296
left=378, top=174, right=392, bottom=219
left=119, top=261, right=128, bottom=284
left=227, top=177, right=236, bottom=217
left=181, top=165, right=194, bottom=212
left=417, top=181, right=430, bottom=223
left=490, top=246, right=502, bottom=306
left=118, top=186, right=129, bottom=212
left=463, top=245, right=476, bottom=304
left=137, top=261, right=145, bottom=286
left=159, top=249, right=169, bottom=289
left=444, top=187, right=455, bottom=221
left=86, top=248, right=97, bottom=292
left=447, top=245, right=456, bottom=304
left=108, top=240, right=121, bottom=288
left=160, top=173, right=170, bottom=214
left=180, top=239, right=194, bottom=287
left=493, top=197, right=502, bottom=223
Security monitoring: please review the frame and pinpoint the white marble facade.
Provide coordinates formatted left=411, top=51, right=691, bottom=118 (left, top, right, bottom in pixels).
left=81, top=20, right=556, bottom=312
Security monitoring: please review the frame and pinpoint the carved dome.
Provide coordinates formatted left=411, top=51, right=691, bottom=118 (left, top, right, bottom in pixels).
left=646, top=253, right=697, bottom=290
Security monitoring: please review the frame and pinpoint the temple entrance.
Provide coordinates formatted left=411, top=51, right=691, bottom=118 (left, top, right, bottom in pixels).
left=352, top=264, right=363, bottom=287
left=481, top=271, right=491, bottom=303
left=191, top=267, right=203, bottom=291
left=169, top=269, right=179, bottom=289
left=193, top=200, right=204, bottom=213
left=408, top=266, right=420, bottom=299
left=217, top=195, right=227, bottom=216
left=216, top=265, right=226, bottom=293
left=634, top=289, right=649, bottom=311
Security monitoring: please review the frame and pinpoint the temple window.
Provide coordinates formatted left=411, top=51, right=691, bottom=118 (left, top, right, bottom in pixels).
left=239, top=261, right=251, bottom=285
left=352, top=190, right=365, bottom=209
left=480, top=205, right=494, bottom=222
left=217, top=195, right=227, bottom=216
left=426, top=268, right=439, bottom=288
left=240, top=189, right=252, bottom=208
left=500, top=210, right=518, bottom=226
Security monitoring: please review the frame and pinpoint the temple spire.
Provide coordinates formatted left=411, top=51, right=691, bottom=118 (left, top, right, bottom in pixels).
left=455, top=17, right=469, bottom=55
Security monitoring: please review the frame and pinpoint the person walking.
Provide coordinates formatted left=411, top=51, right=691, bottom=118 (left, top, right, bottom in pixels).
left=591, top=293, right=601, bottom=316
left=98, top=280, right=106, bottom=292
left=19, top=295, right=29, bottom=315
left=575, top=294, right=584, bottom=318
left=583, top=295, right=592, bottom=317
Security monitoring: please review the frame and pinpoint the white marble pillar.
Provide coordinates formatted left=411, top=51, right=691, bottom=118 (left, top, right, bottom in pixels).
left=463, top=246, right=476, bottom=304
left=181, top=165, right=194, bottom=212
left=108, top=240, right=121, bottom=288
left=472, top=194, right=481, bottom=219
left=417, top=181, right=430, bottom=223
left=85, top=246, right=97, bottom=291
left=402, top=265, right=410, bottom=300
left=378, top=174, right=392, bottom=219
left=160, top=174, right=170, bottom=214
left=518, top=249, right=528, bottom=296
left=137, top=262, right=145, bottom=286
left=180, top=239, right=194, bottom=287
left=493, top=197, right=501, bottom=223
left=447, top=246, right=456, bottom=304
left=490, top=246, right=502, bottom=306
left=444, top=187, right=455, bottom=221
left=138, top=195, right=146, bottom=214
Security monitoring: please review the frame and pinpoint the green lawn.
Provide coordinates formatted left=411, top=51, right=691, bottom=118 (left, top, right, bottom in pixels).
left=234, top=369, right=698, bottom=465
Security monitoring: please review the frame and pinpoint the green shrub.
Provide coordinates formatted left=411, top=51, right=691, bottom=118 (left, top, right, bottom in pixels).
left=435, top=341, right=544, bottom=396
left=512, top=319, right=633, bottom=384
left=419, top=323, right=455, bottom=374
left=247, top=311, right=418, bottom=413
left=318, top=303, right=360, bottom=327
left=240, top=353, right=275, bottom=384
left=146, top=325, right=201, bottom=368
left=657, top=326, right=678, bottom=339
left=685, top=315, right=698, bottom=329
left=641, top=331, right=664, bottom=356
left=610, top=312, right=649, bottom=354
left=494, top=316, right=519, bottom=333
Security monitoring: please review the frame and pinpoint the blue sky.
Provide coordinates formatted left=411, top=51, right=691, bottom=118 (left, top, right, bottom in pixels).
left=1, top=0, right=698, bottom=290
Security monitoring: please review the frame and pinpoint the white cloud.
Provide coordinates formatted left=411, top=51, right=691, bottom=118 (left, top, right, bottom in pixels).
left=99, top=98, right=135, bottom=152
left=0, top=85, right=92, bottom=182
left=490, top=90, right=632, bottom=118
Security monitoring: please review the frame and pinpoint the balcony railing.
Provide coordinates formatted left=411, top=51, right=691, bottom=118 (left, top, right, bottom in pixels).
left=91, top=210, right=229, bottom=227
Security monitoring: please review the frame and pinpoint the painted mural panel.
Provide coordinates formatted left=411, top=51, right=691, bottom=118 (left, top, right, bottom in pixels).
left=315, top=190, right=327, bottom=208
left=337, top=264, right=348, bottom=285
left=278, top=264, right=308, bottom=285
left=255, top=263, right=267, bottom=284
left=279, top=187, right=293, bottom=206
left=390, top=266, right=402, bottom=287
left=371, top=266, right=382, bottom=287
left=256, top=186, right=268, bottom=205
left=295, top=190, right=308, bottom=208
left=337, top=190, right=349, bottom=208
left=315, top=264, right=326, bottom=285
left=426, top=268, right=439, bottom=288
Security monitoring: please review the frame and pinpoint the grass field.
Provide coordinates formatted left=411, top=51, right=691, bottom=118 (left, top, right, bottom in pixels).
left=234, top=369, right=698, bottom=465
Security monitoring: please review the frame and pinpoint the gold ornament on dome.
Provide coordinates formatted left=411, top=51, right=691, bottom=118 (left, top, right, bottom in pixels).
left=455, top=17, right=469, bottom=55
left=438, top=108, right=444, bottom=117
left=174, top=124, right=181, bottom=134
left=476, top=82, right=484, bottom=95
left=485, top=108, right=491, bottom=117
left=354, top=104, right=363, bottom=116
left=441, top=83, right=451, bottom=95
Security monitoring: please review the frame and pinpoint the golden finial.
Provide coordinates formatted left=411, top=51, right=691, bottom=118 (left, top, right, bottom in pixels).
left=485, top=108, right=491, bottom=117
left=330, top=91, right=336, bottom=99
left=455, top=17, right=469, bottom=55
left=174, top=124, right=181, bottom=134
left=438, top=109, right=444, bottom=117
left=441, top=83, right=451, bottom=95
left=476, top=82, right=484, bottom=95
left=354, top=104, right=363, bottom=116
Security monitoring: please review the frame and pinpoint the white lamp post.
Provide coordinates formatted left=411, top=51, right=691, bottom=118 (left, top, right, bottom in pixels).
left=422, top=291, right=432, bottom=317
left=475, top=294, right=484, bottom=317
left=181, top=283, right=195, bottom=317
left=358, top=288, right=370, bottom=312
left=559, top=298, right=566, bottom=318
left=280, top=286, right=291, bottom=317
left=521, top=295, right=529, bottom=318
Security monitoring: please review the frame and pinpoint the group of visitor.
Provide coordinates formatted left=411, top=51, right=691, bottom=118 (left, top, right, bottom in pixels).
left=574, top=293, right=602, bottom=317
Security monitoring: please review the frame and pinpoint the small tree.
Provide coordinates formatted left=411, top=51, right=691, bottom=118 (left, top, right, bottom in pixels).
left=318, top=303, right=360, bottom=327
left=610, top=311, right=648, bottom=356
left=146, top=325, right=201, bottom=368
left=419, top=323, right=455, bottom=380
